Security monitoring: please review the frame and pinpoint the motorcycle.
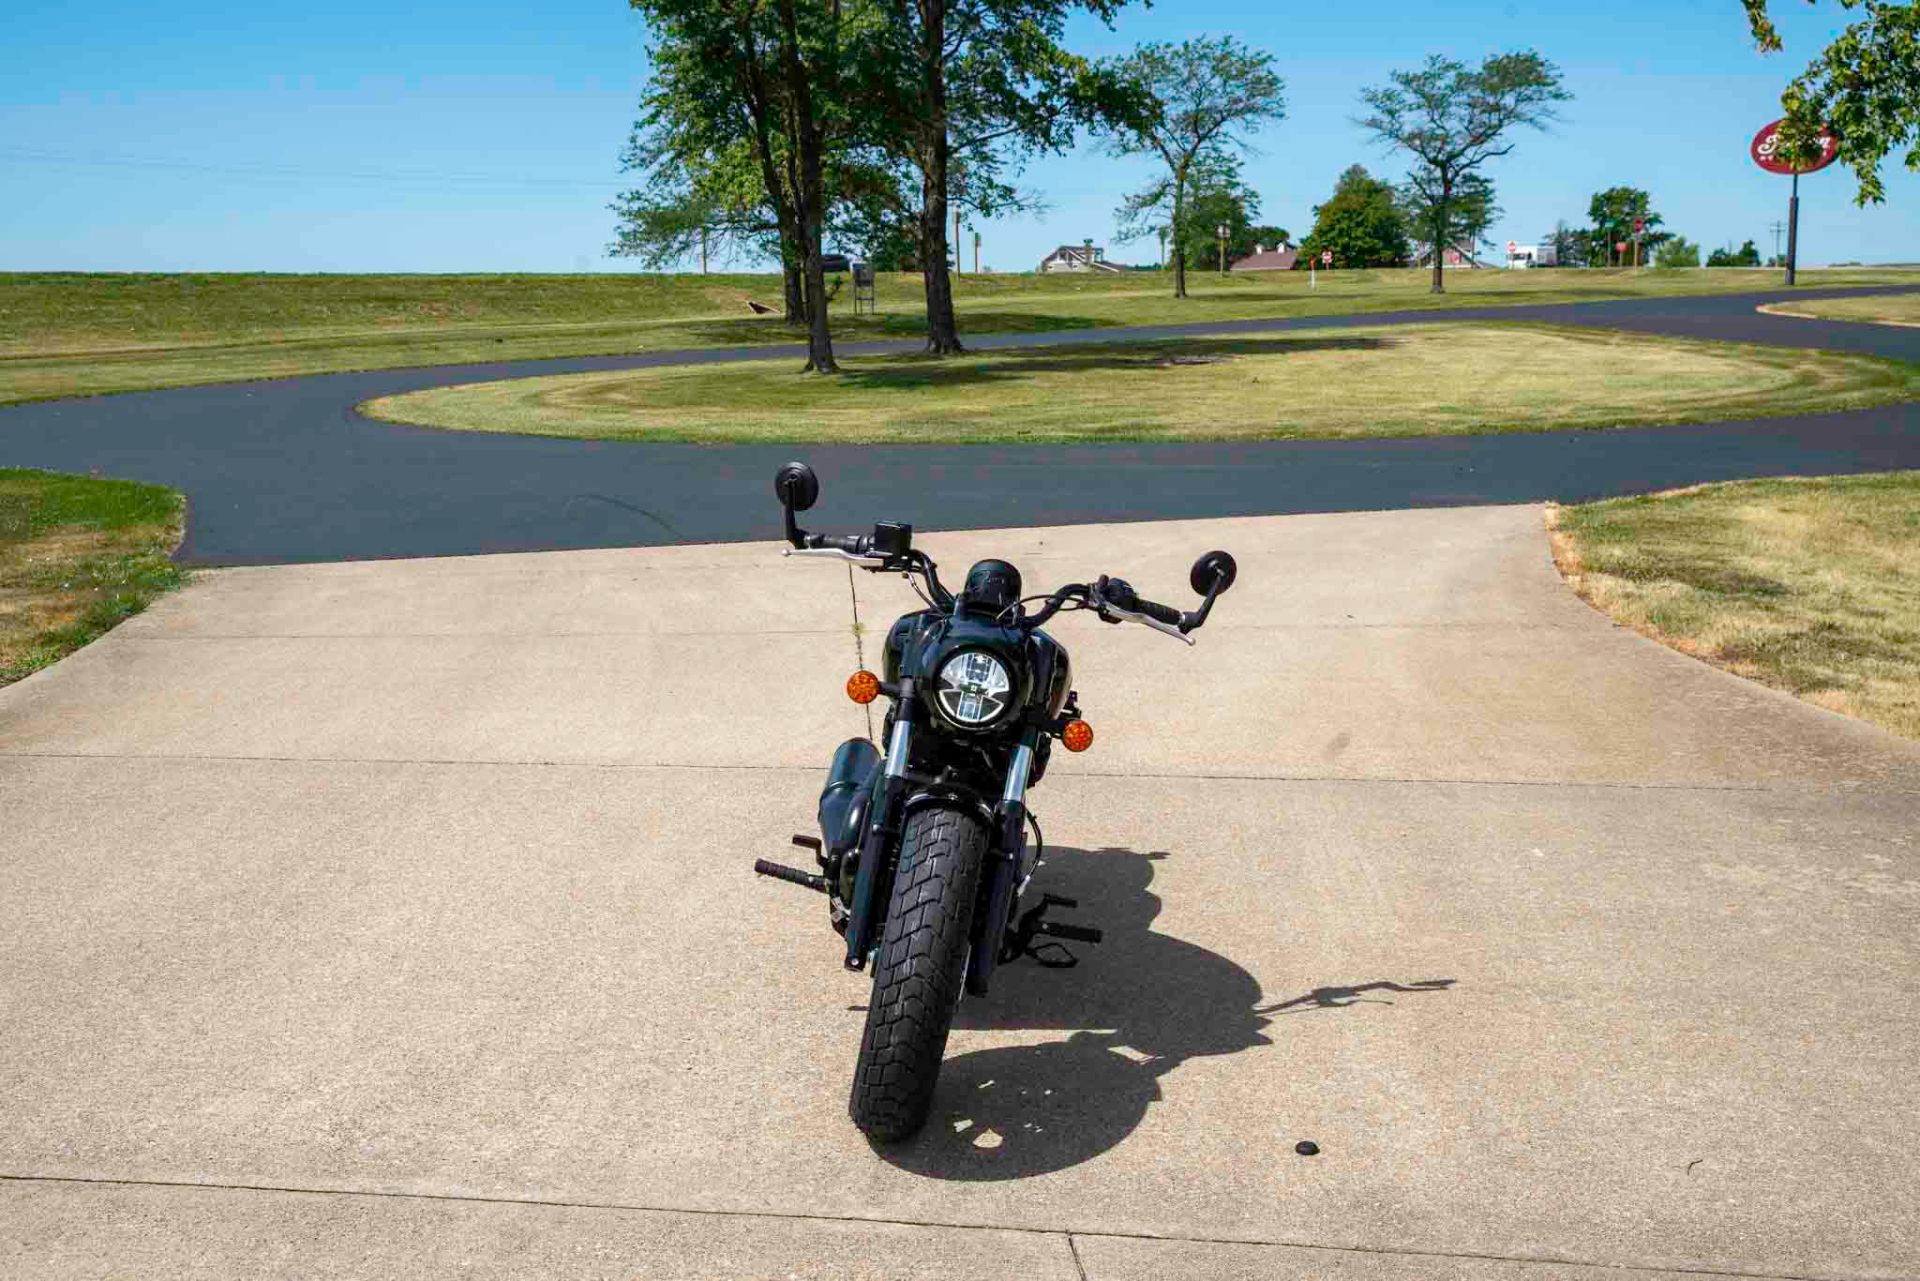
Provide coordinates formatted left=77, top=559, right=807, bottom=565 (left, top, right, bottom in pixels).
left=752, top=462, right=1238, bottom=1142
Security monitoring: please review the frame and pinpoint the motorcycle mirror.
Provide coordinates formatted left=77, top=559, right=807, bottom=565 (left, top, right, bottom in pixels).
left=1190, top=550, right=1238, bottom=597
left=775, top=461, right=820, bottom=513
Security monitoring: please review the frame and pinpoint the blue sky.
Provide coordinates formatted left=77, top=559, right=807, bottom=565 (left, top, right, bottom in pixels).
left=2, top=0, right=1912, bottom=273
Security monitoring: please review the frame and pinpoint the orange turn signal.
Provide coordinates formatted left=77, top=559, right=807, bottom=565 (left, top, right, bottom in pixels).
left=1061, top=719, right=1094, bottom=753
left=846, top=670, right=882, bottom=705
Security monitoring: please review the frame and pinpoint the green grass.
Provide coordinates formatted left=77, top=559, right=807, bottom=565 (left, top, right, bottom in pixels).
left=1551, top=472, right=1920, bottom=740
left=0, top=469, right=186, bottom=687
left=1762, top=292, right=1920, bottom=327
left=359, top=322, right=1920, bottom=445
left=5, top=266, right=1919, bottom=404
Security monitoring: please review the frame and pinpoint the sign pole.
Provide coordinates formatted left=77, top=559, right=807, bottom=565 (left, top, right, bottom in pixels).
left=1786, top=170, right=1800, bottom=287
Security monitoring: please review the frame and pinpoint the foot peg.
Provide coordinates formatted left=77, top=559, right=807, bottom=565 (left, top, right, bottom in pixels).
left=754, top=859, right=829, bottom=894
left=1002, top=893, right=1102, bottom=967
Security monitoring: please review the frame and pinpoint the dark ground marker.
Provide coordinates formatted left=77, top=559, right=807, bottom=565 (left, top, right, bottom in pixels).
left=1295, top=1140, right=1320, bottom=1156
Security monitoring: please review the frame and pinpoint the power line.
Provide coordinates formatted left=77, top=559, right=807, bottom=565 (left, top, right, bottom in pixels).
left=0, top=147, right=620, bottom=191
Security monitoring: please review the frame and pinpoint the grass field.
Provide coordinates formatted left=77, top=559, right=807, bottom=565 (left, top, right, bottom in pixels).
left=1551, top=472, right=1920, bottom=741
left=360, top=322, right=1919, bottom=445
left=5, top=266, right=1919, bottom=404
left=1762, top=292, right=1920, bottom=327
left=0, top=468, right=185, bottom=687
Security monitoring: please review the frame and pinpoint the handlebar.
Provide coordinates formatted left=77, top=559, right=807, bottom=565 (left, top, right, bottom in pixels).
left=774, top=464, right=1229, bottom=644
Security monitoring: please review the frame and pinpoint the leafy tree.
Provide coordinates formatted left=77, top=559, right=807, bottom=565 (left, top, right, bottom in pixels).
left=1545, top=219, right=1589, bottom=267
left=624, top=0, right=868, bottom=373
left=1586, top=186, right=1670, bottom=267
left=1654, top=236, right=1701, bottom=269
left=1360, top=51, right=1569, bottom=293
left=1400, top=168, right=1500, bottom=261
left=1707, top=239, right=1763, bottom=267
left=1148, top=156, right=1273, bottom=272
left=1109, top=37, right=1287, bottom=298
left=1295, top=165, right=1411, bottom=269
left=1746, top=1, right=1920, bottom=204
left=865, top=0, right=1136, bottom=353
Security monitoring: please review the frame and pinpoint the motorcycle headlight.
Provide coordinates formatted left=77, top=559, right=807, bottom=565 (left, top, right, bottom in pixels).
left=934, top=650, right=1014, bottom=728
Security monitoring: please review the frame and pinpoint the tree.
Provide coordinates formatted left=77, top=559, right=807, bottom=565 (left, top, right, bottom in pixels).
left=1127, top=154, right=1271, bottom=273
left=1545, top=219, right=1589, bottom=267
left=624, top=0, right=867, bottom=373
left=1359, top=51, right=1569, bottom=293
left=613, top=32, right=808, bottom=322
left=1654, top=236, right=1701, bottom=269
left=866, top=0, right=1134, bottom=354
left=1707, top=239, right=1763, bottom=267
left=1586, top=186, right=1669, bottom=267
left=1109, top=37, right=1286, bottom=298
left=1400, top=168, right=1500, bottom=262
left=1746, top=1, right=1920, bottom=204
left=1294, top=165, right=1410, bottom=269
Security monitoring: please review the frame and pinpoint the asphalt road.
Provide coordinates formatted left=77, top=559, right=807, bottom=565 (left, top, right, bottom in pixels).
left=3, top=285, right=1917, bottom=564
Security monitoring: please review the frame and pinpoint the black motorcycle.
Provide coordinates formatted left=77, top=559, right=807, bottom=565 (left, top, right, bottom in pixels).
left=753, top=462, right=1237, bottom=1142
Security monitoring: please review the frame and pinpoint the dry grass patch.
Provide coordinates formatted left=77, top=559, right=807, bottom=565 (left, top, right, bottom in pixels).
left=0, top=469, right=186, bottom=687
left=1760, top=291, right=1920, bottom=327
left=361, top=323, right=1918, bottom=445
left=1550, top=472, right=1920, bottom=740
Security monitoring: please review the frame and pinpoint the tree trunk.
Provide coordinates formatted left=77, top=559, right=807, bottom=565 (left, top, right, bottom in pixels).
left=783, top=264, right=804, bottom=325
left=1430, top=179, right=1451, bottom=294
left=916, top=0, right=962, bottom=355
left=773, top=0, right=837, bottom=373
left=1170, top=163, right=1189, bottom=299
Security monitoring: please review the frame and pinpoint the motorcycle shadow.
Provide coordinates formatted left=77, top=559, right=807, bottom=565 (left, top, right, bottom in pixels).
left=876, top=845, right=1269, bottom=1181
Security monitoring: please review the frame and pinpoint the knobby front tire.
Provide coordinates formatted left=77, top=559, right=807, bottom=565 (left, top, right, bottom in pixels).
left=849, top=804, right=987, bottom=1143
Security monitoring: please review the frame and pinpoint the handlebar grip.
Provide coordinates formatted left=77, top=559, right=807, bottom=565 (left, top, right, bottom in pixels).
left=811, top=533, right=871, bottom=555
left=1133, top=597, right=1184, bottom=627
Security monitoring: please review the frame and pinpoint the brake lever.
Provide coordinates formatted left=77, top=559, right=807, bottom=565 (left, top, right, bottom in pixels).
left=1090, top=588, right=1197, bottom=646
left=781, top=547, right=886, bottom=565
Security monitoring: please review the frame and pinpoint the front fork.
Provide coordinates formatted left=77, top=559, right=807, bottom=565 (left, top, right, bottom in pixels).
left=964, top=732, right=1037, bottom=997
left=843, top=689, right=919, bottom=971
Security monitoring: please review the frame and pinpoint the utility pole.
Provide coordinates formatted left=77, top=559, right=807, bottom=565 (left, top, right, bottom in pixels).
left=1216, top=223, right=1228, bottom=275
left=972, top=229, right=980, bottom=274
left=1769, top=219, right=1786, bottom=263
left=699, top=226, right=708, bottom=275
left=953, top=208, right=962, bottom=276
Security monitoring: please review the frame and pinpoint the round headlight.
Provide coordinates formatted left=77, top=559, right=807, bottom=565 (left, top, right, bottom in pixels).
left=934, top=650, right=1014, bottom=727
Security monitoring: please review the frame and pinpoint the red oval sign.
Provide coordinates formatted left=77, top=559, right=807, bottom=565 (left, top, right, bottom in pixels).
left=1751, top=119, right=1839, bottom=175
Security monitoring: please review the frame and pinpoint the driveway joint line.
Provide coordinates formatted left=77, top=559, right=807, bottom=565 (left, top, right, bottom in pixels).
left=0, top=1173, right=1886, bottom=1281
left=2, top=749, right=1913, bottom=797
left=1066, top=1232, right=1090, bottom=1281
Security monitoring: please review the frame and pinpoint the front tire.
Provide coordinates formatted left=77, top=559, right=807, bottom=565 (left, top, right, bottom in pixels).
left=849, top=804, right=987, bottom=1142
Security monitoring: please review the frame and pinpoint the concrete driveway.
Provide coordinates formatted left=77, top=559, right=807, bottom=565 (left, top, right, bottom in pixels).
left=3, top=505, right=1917, bottom=1279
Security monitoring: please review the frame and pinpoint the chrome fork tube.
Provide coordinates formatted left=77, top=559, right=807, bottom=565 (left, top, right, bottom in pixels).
left=885, top=720, right=914, bottom=777
left=1001, top=741, right=1034, bottom=805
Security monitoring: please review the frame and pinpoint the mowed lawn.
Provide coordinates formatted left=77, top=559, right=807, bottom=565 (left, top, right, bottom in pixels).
left=0, top=469, right=185, bottom=687
left=1763, top=291, right=1920, bottom=327
left=360, top=323, right=1919, bottom=444
left=6, top=266, right=1919, bottom=403
left=1551, top=472, right=1920, bottom=740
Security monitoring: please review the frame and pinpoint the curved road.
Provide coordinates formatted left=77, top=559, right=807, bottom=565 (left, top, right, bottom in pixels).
left=3, top=285, right=1918, bottom=564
